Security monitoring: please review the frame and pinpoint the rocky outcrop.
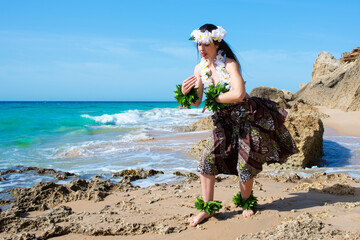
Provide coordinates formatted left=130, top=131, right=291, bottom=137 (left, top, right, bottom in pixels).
left=277, top=101, right=325, bottom=169
left=312, top=51, right=342, bottom=79
left=274, top=97, right=291, bottom=109
left=0, top=166, right=77, bottom=180
left=340, top=47, right=360, bottom=63
left=250, top=86, right=294, bottom=109
left=173, top=171, right=199, bottom=182
left=249, top=86, right=285, bottom=101
left=112, top=168, right=164, bottom=183
left=9, top=177, right=125, bottom=212
left=294, top=52, right=360, bottom=111
left=189, top=138, right=208, bottom=158
left=186, top=117, right=214, bottom=132
left=289, top=100, right=329, bottom=119
left=281, top=89, right=295, bottom=102
left=6, top=169, right=164, bottom=213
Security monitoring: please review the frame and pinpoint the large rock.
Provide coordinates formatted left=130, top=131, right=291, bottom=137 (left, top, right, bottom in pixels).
left=281, top=89, right=295, bottom=101
left=276, top=102, right=324, bottom=169
left=340, top=47, right=360, bottom=63
left=189, top=138, right=208, bottom=158
left=294, top=52, right=360, bottom=111
left=312, top=51, right=342, bottom=79
left=186, top=117, right=214, bottom=131
left=289, top=100, right=329, bottom=119
left=250, top=86, right=294, bottom=109
left=249, top=86, right=285, bottom=101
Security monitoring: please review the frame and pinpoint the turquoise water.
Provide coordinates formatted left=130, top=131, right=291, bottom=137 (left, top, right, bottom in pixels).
left=0, top=101, right=209, bottom=192
left=0, top=101, right=360, bottom=197
left=0, top=101, right=180, bottom=149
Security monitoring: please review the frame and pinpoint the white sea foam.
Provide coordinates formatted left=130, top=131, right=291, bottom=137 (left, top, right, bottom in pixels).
left=81, top=108, right=210, bottom=128
left=82, top=110, right=141, bottom=125
left=52, top=139, right=139, bottom=158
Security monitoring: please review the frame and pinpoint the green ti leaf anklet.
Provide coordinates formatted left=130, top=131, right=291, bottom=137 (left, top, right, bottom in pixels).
left=232, top=191, right=258, bottom=210
left=195, top=197, right=222, bottom=215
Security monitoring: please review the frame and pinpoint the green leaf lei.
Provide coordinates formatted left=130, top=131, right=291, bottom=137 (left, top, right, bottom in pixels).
left=204, top=82, right=229, bottom=112
left=195, top=197, right=222, bottom=215
left=174, top=84, right=199, bottom=108
left=232, top=191, right=258, bottom=210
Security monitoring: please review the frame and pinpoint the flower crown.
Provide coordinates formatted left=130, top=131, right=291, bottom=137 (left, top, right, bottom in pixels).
left=189, top=26, right=227, bottom=44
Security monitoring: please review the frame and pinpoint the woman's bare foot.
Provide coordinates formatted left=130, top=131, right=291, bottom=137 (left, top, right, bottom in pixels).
left=242, top=209, right=254, bottom=218
left=189, top=212, right=212, bottom=227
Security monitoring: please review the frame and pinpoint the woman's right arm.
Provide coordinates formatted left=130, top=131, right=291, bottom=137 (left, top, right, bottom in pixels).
left=182, top=64, right=203, bottom=107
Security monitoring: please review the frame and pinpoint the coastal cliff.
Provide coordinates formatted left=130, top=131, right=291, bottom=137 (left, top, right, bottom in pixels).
left=294, top=49, right=360, bottom=111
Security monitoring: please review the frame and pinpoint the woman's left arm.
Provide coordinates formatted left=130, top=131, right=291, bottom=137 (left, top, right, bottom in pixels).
left=215, top=59, right=246, bottom=103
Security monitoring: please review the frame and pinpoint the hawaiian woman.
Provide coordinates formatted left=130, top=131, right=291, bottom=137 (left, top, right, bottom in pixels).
left=180, top=24, right=298, bottom=227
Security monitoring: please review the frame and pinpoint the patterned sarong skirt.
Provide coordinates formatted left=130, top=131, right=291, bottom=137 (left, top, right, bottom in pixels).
left=198, top=97, right=299, bottom=182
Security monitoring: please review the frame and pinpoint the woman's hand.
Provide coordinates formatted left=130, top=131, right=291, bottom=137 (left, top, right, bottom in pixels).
left=181, top=75, right=197, bottom=95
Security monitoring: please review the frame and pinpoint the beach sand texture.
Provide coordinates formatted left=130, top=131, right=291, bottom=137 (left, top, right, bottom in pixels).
left=1, top=107, right=360, bottom=240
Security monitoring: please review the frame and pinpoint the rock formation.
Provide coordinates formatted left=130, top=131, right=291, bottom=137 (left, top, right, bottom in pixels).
left=189, top=138, right=208, bottom=158
left=275, top=101, right=325, bottom=169
left=311, top=51, right=342, bottom=79
left=340, top=47, right=360, bottom=63
left=4, top=168, right=164, bottom=213
left=0, top=166, right=77, bottom=180
left=294, top=51, right=360, bottom=111
left=249, top=86, right=293, bottom=109
left=186, top=117, right=214, bottom=131
left=249, top=86, right=285, bottom=101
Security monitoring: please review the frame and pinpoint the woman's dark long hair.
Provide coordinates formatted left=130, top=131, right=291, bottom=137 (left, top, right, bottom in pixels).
left=198, top=24, right=241, bottom=73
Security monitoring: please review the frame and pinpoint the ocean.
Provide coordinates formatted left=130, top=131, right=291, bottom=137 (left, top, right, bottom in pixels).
left=0, top=101, right=360, bottom=203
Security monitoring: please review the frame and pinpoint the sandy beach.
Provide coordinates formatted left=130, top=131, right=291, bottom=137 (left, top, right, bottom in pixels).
left=317, top=107, right=360, bottom=137
left=1, top=107, right=360, bottom=240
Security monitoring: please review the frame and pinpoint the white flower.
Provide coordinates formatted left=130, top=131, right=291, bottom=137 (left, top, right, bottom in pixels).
left=202, top=74, right=212, bottom=88
left=210, top=26, right=226, bottom=42
left=190, top=30, right=200, bottom=40
left=216, top=61, right=225, bottom=69
left=215, top=54, right=225, bottom=62
left=190, top=26, right=227, bottom=43
left=214, top=26, right=226, bottom=41
left=192, top=30, right=212, bottom=44
left=199, top=50, right=232, bottom=90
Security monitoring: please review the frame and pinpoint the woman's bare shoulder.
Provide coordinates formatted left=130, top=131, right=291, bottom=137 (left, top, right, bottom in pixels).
left=225, top=58, right=239, bottom=71
left=194, top=64, right=201, bottom=75
left=225, top=58, right=237, bottom=66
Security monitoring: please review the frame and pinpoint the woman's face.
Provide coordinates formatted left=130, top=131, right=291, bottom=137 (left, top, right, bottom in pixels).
left=197, top=42, right=218, bottom=60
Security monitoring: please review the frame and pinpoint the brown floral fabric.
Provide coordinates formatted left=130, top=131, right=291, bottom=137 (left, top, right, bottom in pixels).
left=198, top=97, right=299, bottom=182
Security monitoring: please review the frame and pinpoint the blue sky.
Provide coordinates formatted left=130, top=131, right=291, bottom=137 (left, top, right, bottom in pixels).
left=0, top=0, right=359, bottom=101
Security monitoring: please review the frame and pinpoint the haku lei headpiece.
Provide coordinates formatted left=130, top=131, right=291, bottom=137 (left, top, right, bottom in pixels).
left=189, top=26, right=226, bottom=44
